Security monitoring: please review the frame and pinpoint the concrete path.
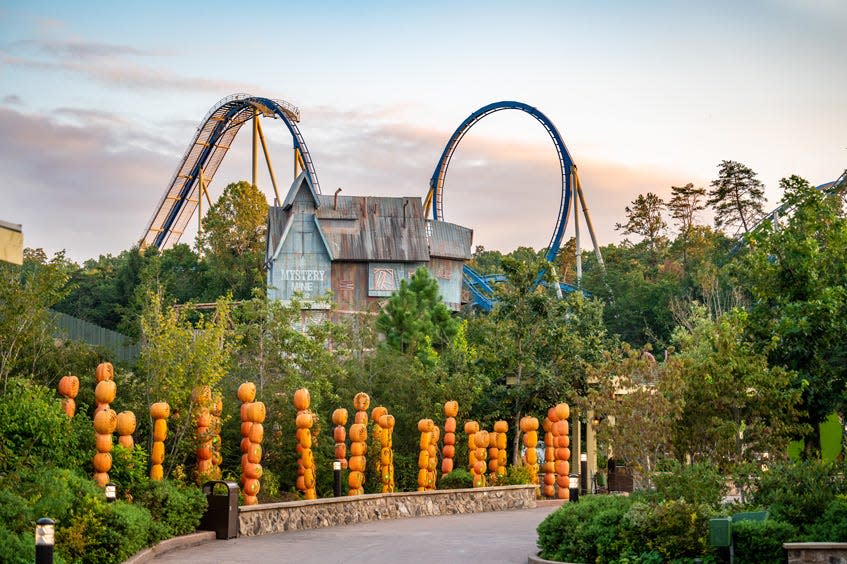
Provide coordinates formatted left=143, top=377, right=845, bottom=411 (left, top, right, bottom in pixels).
left=154, top=504, right=561, bottom=564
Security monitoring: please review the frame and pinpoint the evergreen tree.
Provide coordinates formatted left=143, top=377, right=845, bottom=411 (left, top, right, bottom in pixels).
left=615, top=192, right=667, bottom=254
left=667, top=183, right=707, bottom=268
left=707, top=160, right=766, bottom=235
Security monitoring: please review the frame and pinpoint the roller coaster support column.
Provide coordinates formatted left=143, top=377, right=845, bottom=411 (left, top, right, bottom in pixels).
left=573, top=168, right=582, bottom=286
left=255, top=118, right=282, bottom=205
left=252, top=109, right=259, bottom=188
left=574, top=167, right=605, bottom=271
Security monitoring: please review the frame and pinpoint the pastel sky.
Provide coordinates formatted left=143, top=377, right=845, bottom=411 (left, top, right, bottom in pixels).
left=1, top=0, right=845, bottom=262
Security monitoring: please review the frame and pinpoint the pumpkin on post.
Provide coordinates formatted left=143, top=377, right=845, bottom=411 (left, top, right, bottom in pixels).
left=58, top=374, right=79, bottom=417
left=192, top=386, right=215, bottom=483
left=294, top=388, right=317, bottom=500
left=332, top=408, right=348, bottom=471
left=348, top=392, right=370, bottom=495
left=149, top=402, right=169, bottom=481
left=441, top=401, right=458, bottom=475
left=238, top=382, right=264, bottom=505
left=549, top=403, right=571, bottom=500
left=520, top=416, right=540, bottom=493
left=376, top=412, right=395, bottom=492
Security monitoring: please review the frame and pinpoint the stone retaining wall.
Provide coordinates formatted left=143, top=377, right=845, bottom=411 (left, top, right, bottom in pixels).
left=238, top=485, right=537, bottom=537
left=785, top=542, right=847, bottom=563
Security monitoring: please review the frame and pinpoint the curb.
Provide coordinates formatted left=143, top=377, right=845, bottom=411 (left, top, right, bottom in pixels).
left=124, top=531, right=217, bottom=564
left=527, top=553, right=582, bottom=564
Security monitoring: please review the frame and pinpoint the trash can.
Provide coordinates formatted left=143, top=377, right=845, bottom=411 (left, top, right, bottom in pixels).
left=199, top=481, right=239, bottom=539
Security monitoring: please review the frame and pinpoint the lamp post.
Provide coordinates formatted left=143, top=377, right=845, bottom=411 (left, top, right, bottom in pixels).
left=580, top=452, right=588, bottom=494
left=105, top=482, right=116, bottom=503
left=568, top=474, right=579, bottom=503
left=333, top=461, right=342, bottom=497
left=35, top=517, right=54, bottom=564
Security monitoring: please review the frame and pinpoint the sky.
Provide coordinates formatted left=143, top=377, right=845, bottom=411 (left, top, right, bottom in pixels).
left=1, top=0, right=845, bottom=263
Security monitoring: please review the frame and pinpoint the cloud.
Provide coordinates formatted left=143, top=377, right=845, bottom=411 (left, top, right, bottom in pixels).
left=0, top=38, right=257, bottom=93
left=2, top=94, right=22, bottom=105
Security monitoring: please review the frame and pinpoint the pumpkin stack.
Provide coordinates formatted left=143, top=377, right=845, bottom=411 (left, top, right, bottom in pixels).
left=294, top=388, right=316, bottom=500
left=416, top=419, right=434, bottom=491
left=376, top=412, right=395, bottom=492
left=92, top=407, right=117, bottom=486
left=441, top=401, right=458, bottom=475
left=192, top=386, right=214, bottom=482
left=427, top=425, right=440, bottom=490
left=464, top=421, right=482, bottom=487
left=550, top=403, right=570, bottom=500
left=150, top=401, right=170, bottom=480
left=520, top=416, right=540, bottom=489
left=94, top=362, right=115, bottom=414
left=542, top=415, right=555, bottom=498
left=347, top=392, right=370, bottom=496
left=238, top=382, right=265, bottom=505
left=58, top=374, right=79, bottom=417
left=491, top=420, right=509, bottom=477
left=116, top=411, right=136, bottom=450
left=209, top=392, right=223, bottom=480
left=474, top=430, right=489, bottom=487
left=371, top=406, right=388, bottom=491
left=332, top=408, right=348, bottom=471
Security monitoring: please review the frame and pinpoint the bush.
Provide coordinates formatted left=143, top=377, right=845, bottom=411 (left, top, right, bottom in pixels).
left=133, top=479, right=207, bottom=542
left=489, top=465, right=533, bottom=486
left=109, top=444, right=149, bottom=500
left=732, top=519, right=797, bottom=564
left=806, top=496, right=847, bottom=542
left=623, top=499, right=715, bottom=561
left=751, top=461, right=846, bottom=534
left=59, top=499, right=152, bottom=564
left=438, top=468, right=474, bottom=489
left=652, top=461, right=727, bottom=508
left=537, top=495, right=633, bottom=563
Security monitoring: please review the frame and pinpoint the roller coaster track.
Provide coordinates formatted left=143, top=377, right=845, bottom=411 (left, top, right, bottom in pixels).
left=425, top=101, right=603, bottom=310
left=141, top=94, right=320, bottom=249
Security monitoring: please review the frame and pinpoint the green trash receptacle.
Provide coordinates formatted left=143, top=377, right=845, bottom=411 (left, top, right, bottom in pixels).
left=709, top=517, right=732, bottom=548
left=199, top=481, right=239, bottom=539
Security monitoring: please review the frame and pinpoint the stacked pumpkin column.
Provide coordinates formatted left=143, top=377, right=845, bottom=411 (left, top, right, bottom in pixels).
left=549, top=403, right=571, bottom=500
left=94, top=362, right=114, bottom=413
left=238, top=382, right=265, bottom=505
left=520, top=416, right=540, bottom=492
left=150, top=402, right=170, bottom=481
left=417, top=419, right=434, bottom=491
left=92, top=407, right=117, bottom=486
left=332, top=408, right=348, bottom=472
left=209, top=393, right=223, bottom=480
left=465, top=421, right=484, bottom=487
left=441, top=401, right=458, bottom=475
left=192, top=386, right=214, bottom=482
left=58, top=374, right=79, bottom=417
left=116, top=411, right=136, bottom=450
left=490, top=420, right=508, bottom=478
left=294, top=388, right=316, bottom=500
left=371, top=407, right=387, bottom=492
left=542, top=415, right=556, bottom=498
left=427, top=425, right=439, bottom=490
left=347, top=393, right=370, bottom=496
left=376, top=412, right=395, bottom=492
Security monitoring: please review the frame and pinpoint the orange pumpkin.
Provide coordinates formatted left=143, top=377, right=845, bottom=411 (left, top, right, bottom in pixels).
left=243, top=461, right=263, bottom=480
left=293, top=388, right=311, bottom=411
left=473, top=461, right=486, bottom=475
left=555, top=460, right=570, bottom=476
left=243, top=494, right=259, bottom=505
left=444, top=417, right=457, bottom=433
left=552, top=420, right=568, bottom=437
left=249, top=423, right=264, bottom=444
left=332, top=408, right=348, bottom=426
left=151, top=441, right=165, bottom=464
left=353, top=392, right=370, bottom=411
left=380, top=414, right=395, bottom=429
left=241, top=437, right=251, bottom=453
left=115, top=411, right=136, bottom=436
left=444, top=400, right=459, bottom=418
left=237, top=382, right=256, bottom=403
left=418, top=450, right=430, bottom=468
left=555, top=447, right=571, bottom=462
left=334, top=444, right=347, bottom=460
left=58, top=375, right=79, bottom=398
left=296, top=475, right=306, bottom=491
left=150, top=402, right=170, bottom=420
left=431, top=426, right=440, bottom=443
left=295, top=412, right=313, bottom=429
left=554, top=403, right=570, bottom=421
left=93, top=472, right=110, bottom=487
left=556, top=435, right=570, bottom=448
left=371, top=406, right=387, bottom=422
left=464, top=421, right=479, bottom=434
left=246, top=443, right=262, bottom=464
left=196, top=444, right=212, bottom=460
left=95, top=433, right=113, bottom=453
left=526, top=449, right=538, bottom=465
left=196, top=410, right=211, bottom=427
left=93, top=408, right=118, bottom=434
left=348, top=471, right=363, bottom=489
left=474, top=431, right=489, bottom=448
left=94, top=380, right=116, bottom=405
left=543, top=417, right=553, bottom=432
left=95, top=362, right=114, bottom=382
left=245, top=401, right=266, bottom=423
left=241, top=421, right=252, bottom=437
left=353, top=410, right=368, bottom=425
left=419, top=432, right=431, bottom=450
left=350, top=441, right=366, bottom=456
left=497, top=433, right=508, bottom=450
left=333, top=426, right=346, bottom=443
left=443, top=445, right=455, bottom=459
left=119, top=435, right=134, bottom=449
left=242, top=478, right=260, bottom=497
left=303, top=468, right=315, bottom=488
left=300, top=448, right=314, bottom=468
left=441, top=458, right=454, bottom=474
left=197, top=459, right=213, bottom=474
left=93, top=452, right=112, bottom=473
left=61, top=398, right=76, bottom=418
left=150, top=463, right=164, bottom=481
left=493, top=420, right=508, bottom=433
left=349, top=423, right=367, bottom=443
left=524, top=430, right=538, bottom=446
left=348, top=455, right=366, bottom=472
left=152, top=418, right=168, bottom=442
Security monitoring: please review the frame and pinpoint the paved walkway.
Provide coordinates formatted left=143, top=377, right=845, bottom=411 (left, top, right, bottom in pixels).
left=154, top=505, right=560, bottom=564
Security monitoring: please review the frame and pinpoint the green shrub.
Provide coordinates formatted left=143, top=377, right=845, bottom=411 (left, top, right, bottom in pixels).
left=652, top=461, right=727, bottom=508
left=732, top=519, right=797, bottom=564
left=109, top=444, right=150, bottom=500
left=806, top=496, right=847, bottom=542
left=438, top=468, right=474, bottom=489
left=537, top=495, right=633, bottom=562
left=133, top=479, right=207, bottom=542
left=0, top=526, right=35, bottom=564
left=58, top=499, right=152, bottom=564
left=751, top=461, right=846, bottom=534
left=489, top=465, right=533, bottom=486
left=623, top=499, right=715, bottom=561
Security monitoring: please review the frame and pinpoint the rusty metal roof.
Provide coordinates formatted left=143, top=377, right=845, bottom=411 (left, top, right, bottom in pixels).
left=428, top=220, right=473, bottom=260
left=316, top=196, right=429, bottom=262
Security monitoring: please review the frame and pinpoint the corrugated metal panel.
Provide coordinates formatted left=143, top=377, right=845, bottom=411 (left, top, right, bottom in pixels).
left=316, top=196, right=430, bottom=262
left=428, top=221, right=473, bottom=260
left=428, top=258, right=464, bottom=311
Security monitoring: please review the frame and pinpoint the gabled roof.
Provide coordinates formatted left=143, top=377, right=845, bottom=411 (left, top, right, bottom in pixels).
left=282, top=171, right=320, bottom=210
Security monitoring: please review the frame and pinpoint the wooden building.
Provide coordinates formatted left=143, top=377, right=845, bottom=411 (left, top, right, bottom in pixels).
left=266, top=173, right=472, bottom=313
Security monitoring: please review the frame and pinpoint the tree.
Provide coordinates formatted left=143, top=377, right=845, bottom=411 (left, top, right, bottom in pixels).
left=739, top=176, right=847, bottom=454
left=668, top=183, right=707, bottom=269
left=615, top=192, right=667, bottom=255
left=376, top=267, right=459, bottom=365
left=197, top=180, right=268, bottom=300
left=707, top=160, right=766, bottom=235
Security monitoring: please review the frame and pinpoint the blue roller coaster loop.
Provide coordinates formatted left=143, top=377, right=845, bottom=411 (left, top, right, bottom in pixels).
left=142, top=94, right=320, bottom=250
left=428, top=101, right=575, bottom=265
left=427, top=101, right=578, bottom=311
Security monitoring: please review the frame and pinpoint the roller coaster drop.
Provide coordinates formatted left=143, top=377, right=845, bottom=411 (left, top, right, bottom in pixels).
left=142, top=95, right=607, bottom=310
